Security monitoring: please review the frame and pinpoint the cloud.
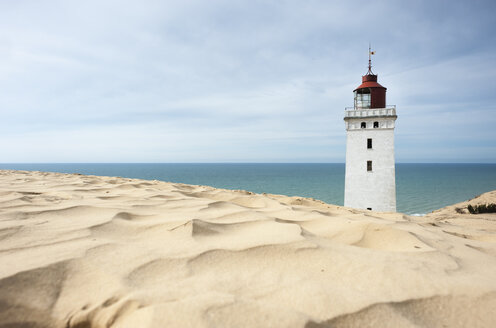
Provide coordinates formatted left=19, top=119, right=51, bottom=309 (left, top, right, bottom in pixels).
left=0, top=0, right=495, bottom=162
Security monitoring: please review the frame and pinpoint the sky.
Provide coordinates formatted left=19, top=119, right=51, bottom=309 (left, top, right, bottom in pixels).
left=1, top=0, right=495, bottom=163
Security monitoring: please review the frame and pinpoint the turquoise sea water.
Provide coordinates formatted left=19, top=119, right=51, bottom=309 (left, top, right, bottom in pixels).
left=1, top=163, right=495, bottom=215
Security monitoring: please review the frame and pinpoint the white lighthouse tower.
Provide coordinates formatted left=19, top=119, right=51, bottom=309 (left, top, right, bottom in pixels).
left=344, top=49, right=397, bottom=212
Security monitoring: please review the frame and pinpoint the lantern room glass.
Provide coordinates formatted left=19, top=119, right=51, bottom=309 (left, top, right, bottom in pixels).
left=354, top=89, right=371, bottom=109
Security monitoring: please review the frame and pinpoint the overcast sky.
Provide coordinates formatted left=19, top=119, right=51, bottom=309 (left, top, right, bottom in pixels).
left=1, top=0, right=495, bottom=163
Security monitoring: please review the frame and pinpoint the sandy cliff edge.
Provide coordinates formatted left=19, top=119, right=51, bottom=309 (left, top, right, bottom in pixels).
left=1, top=170, right=495, bottom=328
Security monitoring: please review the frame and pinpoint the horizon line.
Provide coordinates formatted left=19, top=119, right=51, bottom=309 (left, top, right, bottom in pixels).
left=1, top=162, right=496, bottom=165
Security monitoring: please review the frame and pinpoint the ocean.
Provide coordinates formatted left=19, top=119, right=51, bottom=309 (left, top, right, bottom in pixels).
left=1, top=163, right=495, bottom=215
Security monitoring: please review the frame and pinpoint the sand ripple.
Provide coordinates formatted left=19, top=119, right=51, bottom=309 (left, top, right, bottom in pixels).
left=1, top=170, right=496, bottom=327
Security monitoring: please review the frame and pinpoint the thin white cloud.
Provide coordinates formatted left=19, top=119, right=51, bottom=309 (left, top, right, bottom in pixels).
left=0, top=0, right=495, bottom=162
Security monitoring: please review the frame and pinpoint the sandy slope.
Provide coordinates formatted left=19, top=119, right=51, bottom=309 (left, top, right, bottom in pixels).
left=0, top=170, right=495, bottom=328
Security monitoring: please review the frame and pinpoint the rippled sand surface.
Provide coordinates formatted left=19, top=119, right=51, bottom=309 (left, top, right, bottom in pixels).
left=1, top=170, right=496, bottom=327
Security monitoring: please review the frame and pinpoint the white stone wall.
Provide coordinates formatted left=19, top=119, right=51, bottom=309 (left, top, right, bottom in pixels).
left=344, top=116, right=396, bottom=212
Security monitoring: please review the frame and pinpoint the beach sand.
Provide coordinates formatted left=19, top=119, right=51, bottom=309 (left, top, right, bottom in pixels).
left=1, top=170, right=495, bottom=327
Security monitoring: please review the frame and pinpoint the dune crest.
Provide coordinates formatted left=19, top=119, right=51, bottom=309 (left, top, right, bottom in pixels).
left=1, top=170, right=496, bottom=327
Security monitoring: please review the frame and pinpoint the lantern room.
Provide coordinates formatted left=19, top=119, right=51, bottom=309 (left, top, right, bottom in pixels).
left=354, top=74, right=386, bottom=109
left=353, top=49, right=387, bottom=109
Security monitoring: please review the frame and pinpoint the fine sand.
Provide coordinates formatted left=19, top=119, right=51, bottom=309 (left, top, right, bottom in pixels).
left=1, top=170, right=496, bottom=327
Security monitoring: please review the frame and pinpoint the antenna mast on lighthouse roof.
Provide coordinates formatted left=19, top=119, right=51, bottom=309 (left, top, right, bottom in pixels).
left=367, top=43, right=375, bottom=75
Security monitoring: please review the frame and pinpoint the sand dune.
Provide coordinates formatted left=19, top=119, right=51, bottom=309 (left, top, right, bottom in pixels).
left=1, top=170, right=496, bottom=327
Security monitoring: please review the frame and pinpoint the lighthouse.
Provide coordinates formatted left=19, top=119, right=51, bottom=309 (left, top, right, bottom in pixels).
left=344, top=49, right=397, bottom=212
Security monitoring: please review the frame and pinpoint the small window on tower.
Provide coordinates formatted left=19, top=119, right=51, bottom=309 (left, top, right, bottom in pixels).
left=367, top=161, right=372, bottom=172
left=361, top=122, right=366, bottom=129
left=367, top=138, right=372, bottom=149
left=373, top=121, right=379, bottom=128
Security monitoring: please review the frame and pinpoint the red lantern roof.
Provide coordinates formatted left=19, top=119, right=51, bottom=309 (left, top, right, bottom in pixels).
left=354, top=74, right=386, bottom=91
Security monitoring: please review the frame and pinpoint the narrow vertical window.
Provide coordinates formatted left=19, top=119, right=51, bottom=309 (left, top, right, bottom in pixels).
left=373, top=121, right=379, bottom=128
left=367, top=161, right=372, bottom=172
left=361, top=122, right=366, bottom=129
left=367, top=138, right=372, bottom=149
